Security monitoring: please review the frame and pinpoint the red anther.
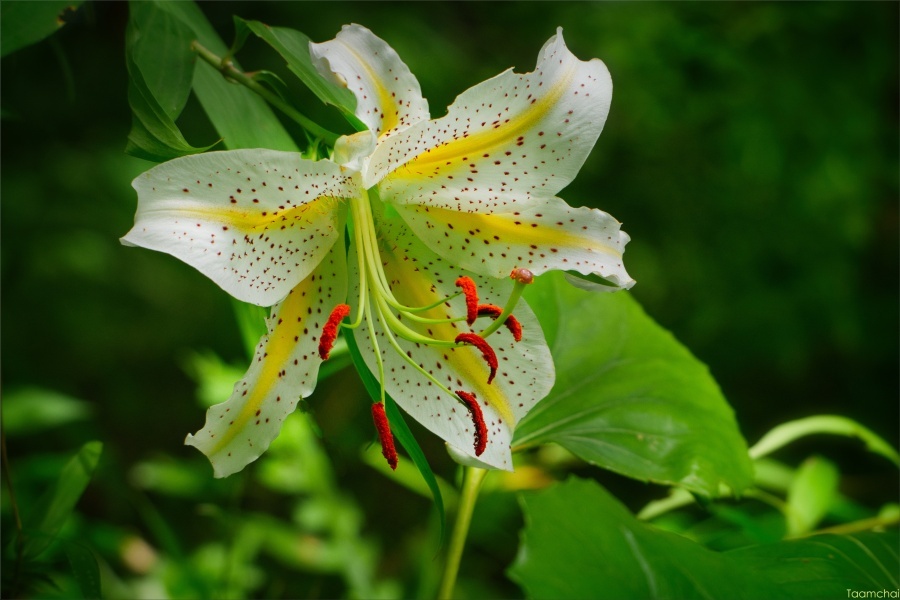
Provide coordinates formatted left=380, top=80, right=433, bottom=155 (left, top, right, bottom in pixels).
left=477, top=304, right=523, bottom=342
left=510, top=268, right=534, bottom=284
left=455, top=332, right=498, bottom=384
left=371, top=403, right=398, bottom=470
left=455, top=276, right=479, bottom=325
left=504, top=315, right=523, bottom=342
left=318, top=304, right=351, bottom=360
left=456, top=390, right=488, bottom=456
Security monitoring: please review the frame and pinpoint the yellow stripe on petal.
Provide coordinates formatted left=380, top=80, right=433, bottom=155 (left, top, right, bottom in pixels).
left=395, top=198, right=633, bottom=288
left=124, top=149, right=355, bottom=306
left=311, top=24, right=428, bottom=138
left=389, top=66, right=573, bottom=179
left=185, top=239, right=348, bottom=478
left=371, top=29, right=613, bottom=214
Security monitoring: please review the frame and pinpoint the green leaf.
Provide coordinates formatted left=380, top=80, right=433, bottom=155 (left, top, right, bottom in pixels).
left=146, top=1, right=298, bottom=152
left=128, top=1, right=195, bottom=120
left=61, top=541, right=102, bottom=599
left=230, top=298, right=269, bottom=360
left=726, top=530, right=900, bottom=597
left=515, top=272, right=753, bottom=497
left=125, top=3, right=218, bottom=162
left=785, top=455, right=839, bottom=536
left=235, top=18, right=361, bottom=127
left=509, top=477, right=900, bottom=599
left=344, top=328, right=446, bottom=545
left=750, top=415, right=900, bottom=467
left=0, top=1, right=82, bottom=58
left=22, top=441, right=103, bottom=560
left=1, top=387, right=91, bottom=437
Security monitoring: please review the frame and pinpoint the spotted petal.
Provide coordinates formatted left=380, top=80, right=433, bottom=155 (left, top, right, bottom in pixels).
left=350, top=201, right=554, bottom=470
left=393, top=196, right=634, bottom=290
left=311, top=24, right=429, bottom=139
left=366, top=28, right=611, bottom=205
left=123, top=149, right=355, bottom=306
left=185, top=237, right=348, bottom=477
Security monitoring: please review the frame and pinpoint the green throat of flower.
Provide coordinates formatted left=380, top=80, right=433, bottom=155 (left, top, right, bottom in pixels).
left=317, top=190, right=532, bottom=468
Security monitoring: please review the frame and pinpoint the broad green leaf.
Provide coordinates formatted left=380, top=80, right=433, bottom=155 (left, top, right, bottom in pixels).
left=726, top=530, right=900, bottom=597
left=345, top=329, right=446, bottom=545
left=515, top=272, right=753, bottom=497
left=124, top=91, right=216, bottom=162
left=62, top=541, right=102, bottom=599
left=124, top=3, right=217, bottom=161
left=128, top=1, right=195, bottom=119
left=785, top=455, right=839, bottom=536
left=750, top=415, right=900, bottom=467
left=1, top=387, right=91, bottom=436
left=509, top=477, right=900, bottom=599
left=23, top=441, right=103, bottom=559
left=0, top=1, right=82, bottom=57
left=146, top=1, right=298, bottom=152
left=235, top=18, right=360, bottom=126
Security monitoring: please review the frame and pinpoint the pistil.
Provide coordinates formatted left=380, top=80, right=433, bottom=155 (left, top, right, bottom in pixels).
left=319, top=192, right=534, bottom=466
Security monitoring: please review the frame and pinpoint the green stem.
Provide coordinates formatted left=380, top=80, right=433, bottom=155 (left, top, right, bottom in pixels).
left=190, top=41, right=340, bottom=146
left=438, top=467, right=487, bottom=600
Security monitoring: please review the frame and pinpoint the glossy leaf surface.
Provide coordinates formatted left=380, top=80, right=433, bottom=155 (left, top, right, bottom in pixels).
left=515, top=272, right=753, bottom=497
left=510, top=477, right=900, bottom=599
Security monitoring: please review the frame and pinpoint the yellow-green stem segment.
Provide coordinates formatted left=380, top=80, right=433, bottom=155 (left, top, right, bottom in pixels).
left=191, top=41, right=340, bottom=146
left=438, top=467, right=487, bottom=600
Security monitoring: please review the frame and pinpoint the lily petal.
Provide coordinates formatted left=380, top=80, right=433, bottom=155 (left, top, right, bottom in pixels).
left=123, top=149, right=354, bottom=306
left=311, top=24, right=429, bottom=139
left=185, top=236, right=348, bottom=477
left=394, top=196, right=634, bottom=290
left=350, top=201, right=554, bottom=470
left=367, top=28, right=611, bottom=203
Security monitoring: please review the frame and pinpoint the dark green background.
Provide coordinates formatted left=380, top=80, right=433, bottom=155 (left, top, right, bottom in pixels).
left=2, top=2, right=897, bottom=598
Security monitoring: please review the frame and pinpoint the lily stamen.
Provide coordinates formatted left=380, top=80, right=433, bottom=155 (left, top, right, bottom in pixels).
left=319, top=304, right=351, bottom=359
left=371, top=402, right=398, bottom=470
left=456, top=391, right=488, bottom=456
left=455, top=276, right=479, bottom=325
left=454, top=333, right=499, bottom=384
left=477, top=304, right=523, bottom=342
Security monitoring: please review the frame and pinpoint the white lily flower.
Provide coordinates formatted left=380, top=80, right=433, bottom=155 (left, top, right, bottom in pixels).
left=122, top=24, right=633, bottom=477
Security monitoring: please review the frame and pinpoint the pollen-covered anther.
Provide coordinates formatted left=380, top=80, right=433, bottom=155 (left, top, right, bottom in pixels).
left=318, top=304, right=351, bottom=360
left=477, top=304, right=523, bottom=342
left=371, top=402, right=398, bottom=470
left=456, top=390, right=488, bottom=456
left=510, top=268, right=535, bottom=285
left=454, top=332, right=498, bottom=384
left=455, top=276, right=479, bottom=325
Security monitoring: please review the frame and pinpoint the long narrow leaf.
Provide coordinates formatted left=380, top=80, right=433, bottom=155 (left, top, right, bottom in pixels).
left=23, top=441, right=103, bottom=560
left=345, top=330, right=446, bottom=545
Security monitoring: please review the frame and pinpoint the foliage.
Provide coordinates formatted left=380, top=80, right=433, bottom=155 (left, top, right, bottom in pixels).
left=1, top=2, right=896, bottom=599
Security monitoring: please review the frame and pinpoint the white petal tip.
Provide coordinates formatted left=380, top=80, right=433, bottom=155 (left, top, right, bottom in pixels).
left=446, top=443, right=511, bottom=471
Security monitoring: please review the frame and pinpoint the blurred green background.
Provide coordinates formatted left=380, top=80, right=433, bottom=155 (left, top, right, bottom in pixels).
left=2, top=2, right=897, bottom=598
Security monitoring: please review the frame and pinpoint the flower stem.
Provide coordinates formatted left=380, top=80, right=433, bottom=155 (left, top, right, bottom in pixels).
left=438, top=466, right=487, bottom=600
left=190, top=41, right=340, bottom=146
